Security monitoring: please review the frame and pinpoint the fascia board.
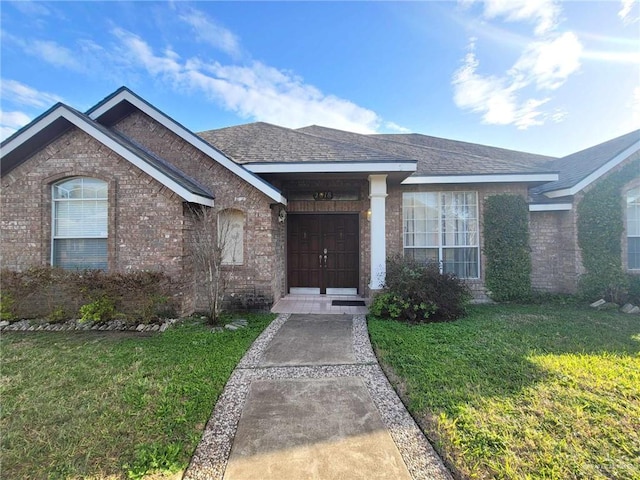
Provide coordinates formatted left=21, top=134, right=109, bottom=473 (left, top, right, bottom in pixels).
left=544, top=140, right=640, bottom=199
left=402, top=173, right=559, bottom=185
left=245, top=161, right=417, bottom=174
left=1, top=105, right=66, bottom=157
left=88, top=90, right=286, bottom=205
left=529, top=203, right=573, bottom=212
left=5, top=105, right=214, bottom=206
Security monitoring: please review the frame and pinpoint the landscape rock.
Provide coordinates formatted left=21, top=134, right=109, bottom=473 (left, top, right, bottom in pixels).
left=627, top=306, right=640, bottom=314
left=621, top=303, right=636, bottom=314
left=590, top=299, right=606, bottom=308
left=598, top=302, right=619, bottom=311
left=225, top=324, right=239, bottom=331
left=0, top=320, right=10, bottom=328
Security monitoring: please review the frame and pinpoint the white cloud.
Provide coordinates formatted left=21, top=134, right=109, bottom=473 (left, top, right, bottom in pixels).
left=619, top=0, right=640, bottom=24
left=384, top=121, right=411, bottom=133
left=0, top=109, right=32, bottom=140
left=178, top=8, right=242, bottom=58
left=510, top=32, right=582, bottom=90
left=470, top=0, right=561, bottom=36
left=453, top=45, right=552, bottom=129
left=113, top=28, right=381, bottom=133
left=0, top=79, right=64, bottom=108
left=452, top=1, right=582, bottom=129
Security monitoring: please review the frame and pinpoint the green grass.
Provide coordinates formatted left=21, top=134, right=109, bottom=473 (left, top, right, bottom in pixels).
left=368, top=304, right=640, bottom=480
left=0, top=313, right=275, bottom=479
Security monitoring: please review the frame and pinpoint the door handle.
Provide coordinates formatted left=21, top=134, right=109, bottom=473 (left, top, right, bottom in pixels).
left=323, top=254, right=327, bottom=267
left=319, top=254, right=323, bottom=267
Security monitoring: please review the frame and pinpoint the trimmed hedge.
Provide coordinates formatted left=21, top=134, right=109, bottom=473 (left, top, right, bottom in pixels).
left=577, top=158, right=639, bottom=303
left=483, top=194, right=532, bottom=302
left=0, top=267, right=178, bottom=323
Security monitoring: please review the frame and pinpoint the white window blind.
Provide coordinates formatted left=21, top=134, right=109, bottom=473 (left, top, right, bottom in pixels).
left=53, top=178, right=108, bottom=270
left=403, top=191, right=479, bottom=278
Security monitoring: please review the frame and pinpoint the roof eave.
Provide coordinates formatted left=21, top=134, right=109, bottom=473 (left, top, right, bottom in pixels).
left=87, top=88, right=286, bottom=205
left=402, top=173, right=559, bottom=185
left=1, top=105, right=214, bottom=207
left=543, top=139, right=640, bottom=199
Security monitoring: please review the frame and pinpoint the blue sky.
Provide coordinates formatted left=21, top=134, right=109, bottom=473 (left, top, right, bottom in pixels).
left=1, top=1, right=638, bottom=157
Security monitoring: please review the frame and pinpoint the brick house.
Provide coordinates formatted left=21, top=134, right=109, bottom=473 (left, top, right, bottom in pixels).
left=1, top=87, right=638, bottom=312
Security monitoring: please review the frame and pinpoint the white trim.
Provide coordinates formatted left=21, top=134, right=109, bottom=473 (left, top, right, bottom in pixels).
left=529, top=203, right=573, bottom=212
left=369, top=174, right=388, bottom=290
left=544, top=139, right=640, bottom=198
left=3, top=105, right=214, bottom=206
left=402, top=173, right=558, bottom=184
left=246, top=161, right=417, bottom=174
left=88, top=90, right=287, bottom=205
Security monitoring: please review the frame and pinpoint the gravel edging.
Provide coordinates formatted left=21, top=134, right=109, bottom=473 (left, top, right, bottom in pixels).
left=0, top=317, right=180, bottom=333
left=183, top=313, right=452, bottom=480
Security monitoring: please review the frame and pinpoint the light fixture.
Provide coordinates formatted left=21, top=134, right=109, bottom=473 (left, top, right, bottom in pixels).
left=366, top=209, right=372, bottom=222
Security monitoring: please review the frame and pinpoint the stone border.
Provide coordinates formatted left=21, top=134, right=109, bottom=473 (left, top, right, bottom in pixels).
left=184, top=313, right=452, bottom=480
left=0, top=318, right=180, bottom=333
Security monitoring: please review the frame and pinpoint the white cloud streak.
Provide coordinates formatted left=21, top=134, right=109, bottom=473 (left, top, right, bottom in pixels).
left=453, top=1, right=583, bottom=129
left=178, top=8, right=243, bottom=58
left=0, top=109, right=32, bottom=140
left=619, top=0, right=640, bottom=24
left=112, top=27, right=382, bottom=133
left=1, top=79, right=64, bottom=108
left=480, top=0, right=560, bottom=36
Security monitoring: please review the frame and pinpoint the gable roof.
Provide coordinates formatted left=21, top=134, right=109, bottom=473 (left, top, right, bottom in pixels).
left=533, top=129, right=640, bottom=198
left=87, top=87, right=286, bottom=204
left=0, top=103, right=215, bottom=206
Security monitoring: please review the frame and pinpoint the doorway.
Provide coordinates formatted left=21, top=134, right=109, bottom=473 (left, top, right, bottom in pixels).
left=287, top=214, right=359, bottom=294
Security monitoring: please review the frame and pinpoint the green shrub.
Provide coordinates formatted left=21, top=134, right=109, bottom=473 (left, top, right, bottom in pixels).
left=483, top=194, right=532, bottom=302
left=0, top=267, right=177, bottom=323
left=0, top=293, right=16, bottom=321
left=79, top=296, right=117, bottom=323
left=577, top=158, right=639, bottom=303
left=627, top=275, right=640, bottom=305
left=372, top=254, right=470, bottom=323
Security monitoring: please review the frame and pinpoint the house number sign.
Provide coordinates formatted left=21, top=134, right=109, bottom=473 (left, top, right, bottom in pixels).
left=313, top=191, right=333, bottom=200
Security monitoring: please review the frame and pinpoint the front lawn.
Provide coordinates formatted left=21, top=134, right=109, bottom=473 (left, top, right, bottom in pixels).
left=368, top=304, right=640, bottom=479
left=0, top=314, right=274, bottom=479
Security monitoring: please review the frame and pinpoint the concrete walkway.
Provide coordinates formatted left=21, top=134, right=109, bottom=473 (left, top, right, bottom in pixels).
left=184, top=314, right=452, bottom=480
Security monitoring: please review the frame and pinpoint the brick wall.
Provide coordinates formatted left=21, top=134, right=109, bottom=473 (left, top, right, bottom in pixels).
left=113, top=111, right=283, bottom=310
left=529, top=209, right=580, bottom=293
left=387, top=182, right=530, bottom=301
left=0, top=127, right=189, bottom=308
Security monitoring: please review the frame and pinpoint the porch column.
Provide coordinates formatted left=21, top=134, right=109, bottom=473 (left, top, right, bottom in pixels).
left=369, top=174, right=387, bottom=291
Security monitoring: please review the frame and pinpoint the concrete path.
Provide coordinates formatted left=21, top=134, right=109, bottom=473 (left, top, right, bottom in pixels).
left=184, top=314, right=452, bottom=480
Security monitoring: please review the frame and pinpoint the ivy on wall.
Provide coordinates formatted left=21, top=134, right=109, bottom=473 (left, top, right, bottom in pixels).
left=577, top=157, right=640, bottom=302
left=483, top=194, right=532, bottom=302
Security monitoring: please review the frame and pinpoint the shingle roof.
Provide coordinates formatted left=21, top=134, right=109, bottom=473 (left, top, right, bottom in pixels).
left=533, top=129, right=640, bottom=194
left=198, top=122, right=557, bottom=177
left=299, top=125, right=556, bottom=176
left=198, top=122, right=414, bottom=164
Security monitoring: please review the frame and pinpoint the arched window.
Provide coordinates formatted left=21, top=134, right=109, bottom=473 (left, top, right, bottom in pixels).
left=218, top=209, right=244, bottom=265
left=52, top=177, right=108, bottom=270
left=627, top=186, right=640, bottom=270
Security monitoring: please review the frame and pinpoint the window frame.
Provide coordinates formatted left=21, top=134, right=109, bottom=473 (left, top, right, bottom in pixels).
left=51, top=177, right=108, bottom=270
left=403, top=191, right=480, bottom=279
left=626, top=185, right=640, bottom=271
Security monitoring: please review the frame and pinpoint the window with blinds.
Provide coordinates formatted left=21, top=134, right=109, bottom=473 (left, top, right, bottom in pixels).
left=403, top=191, right=479, bottom=278
left=52, top=178, right=108, bottom=270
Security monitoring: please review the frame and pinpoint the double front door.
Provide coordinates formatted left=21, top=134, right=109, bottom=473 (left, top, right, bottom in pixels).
left=287, top=214, right=359, bottom=294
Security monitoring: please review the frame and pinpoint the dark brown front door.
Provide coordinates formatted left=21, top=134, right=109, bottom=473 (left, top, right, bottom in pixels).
left=287, top=214, right=359, bottom=293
